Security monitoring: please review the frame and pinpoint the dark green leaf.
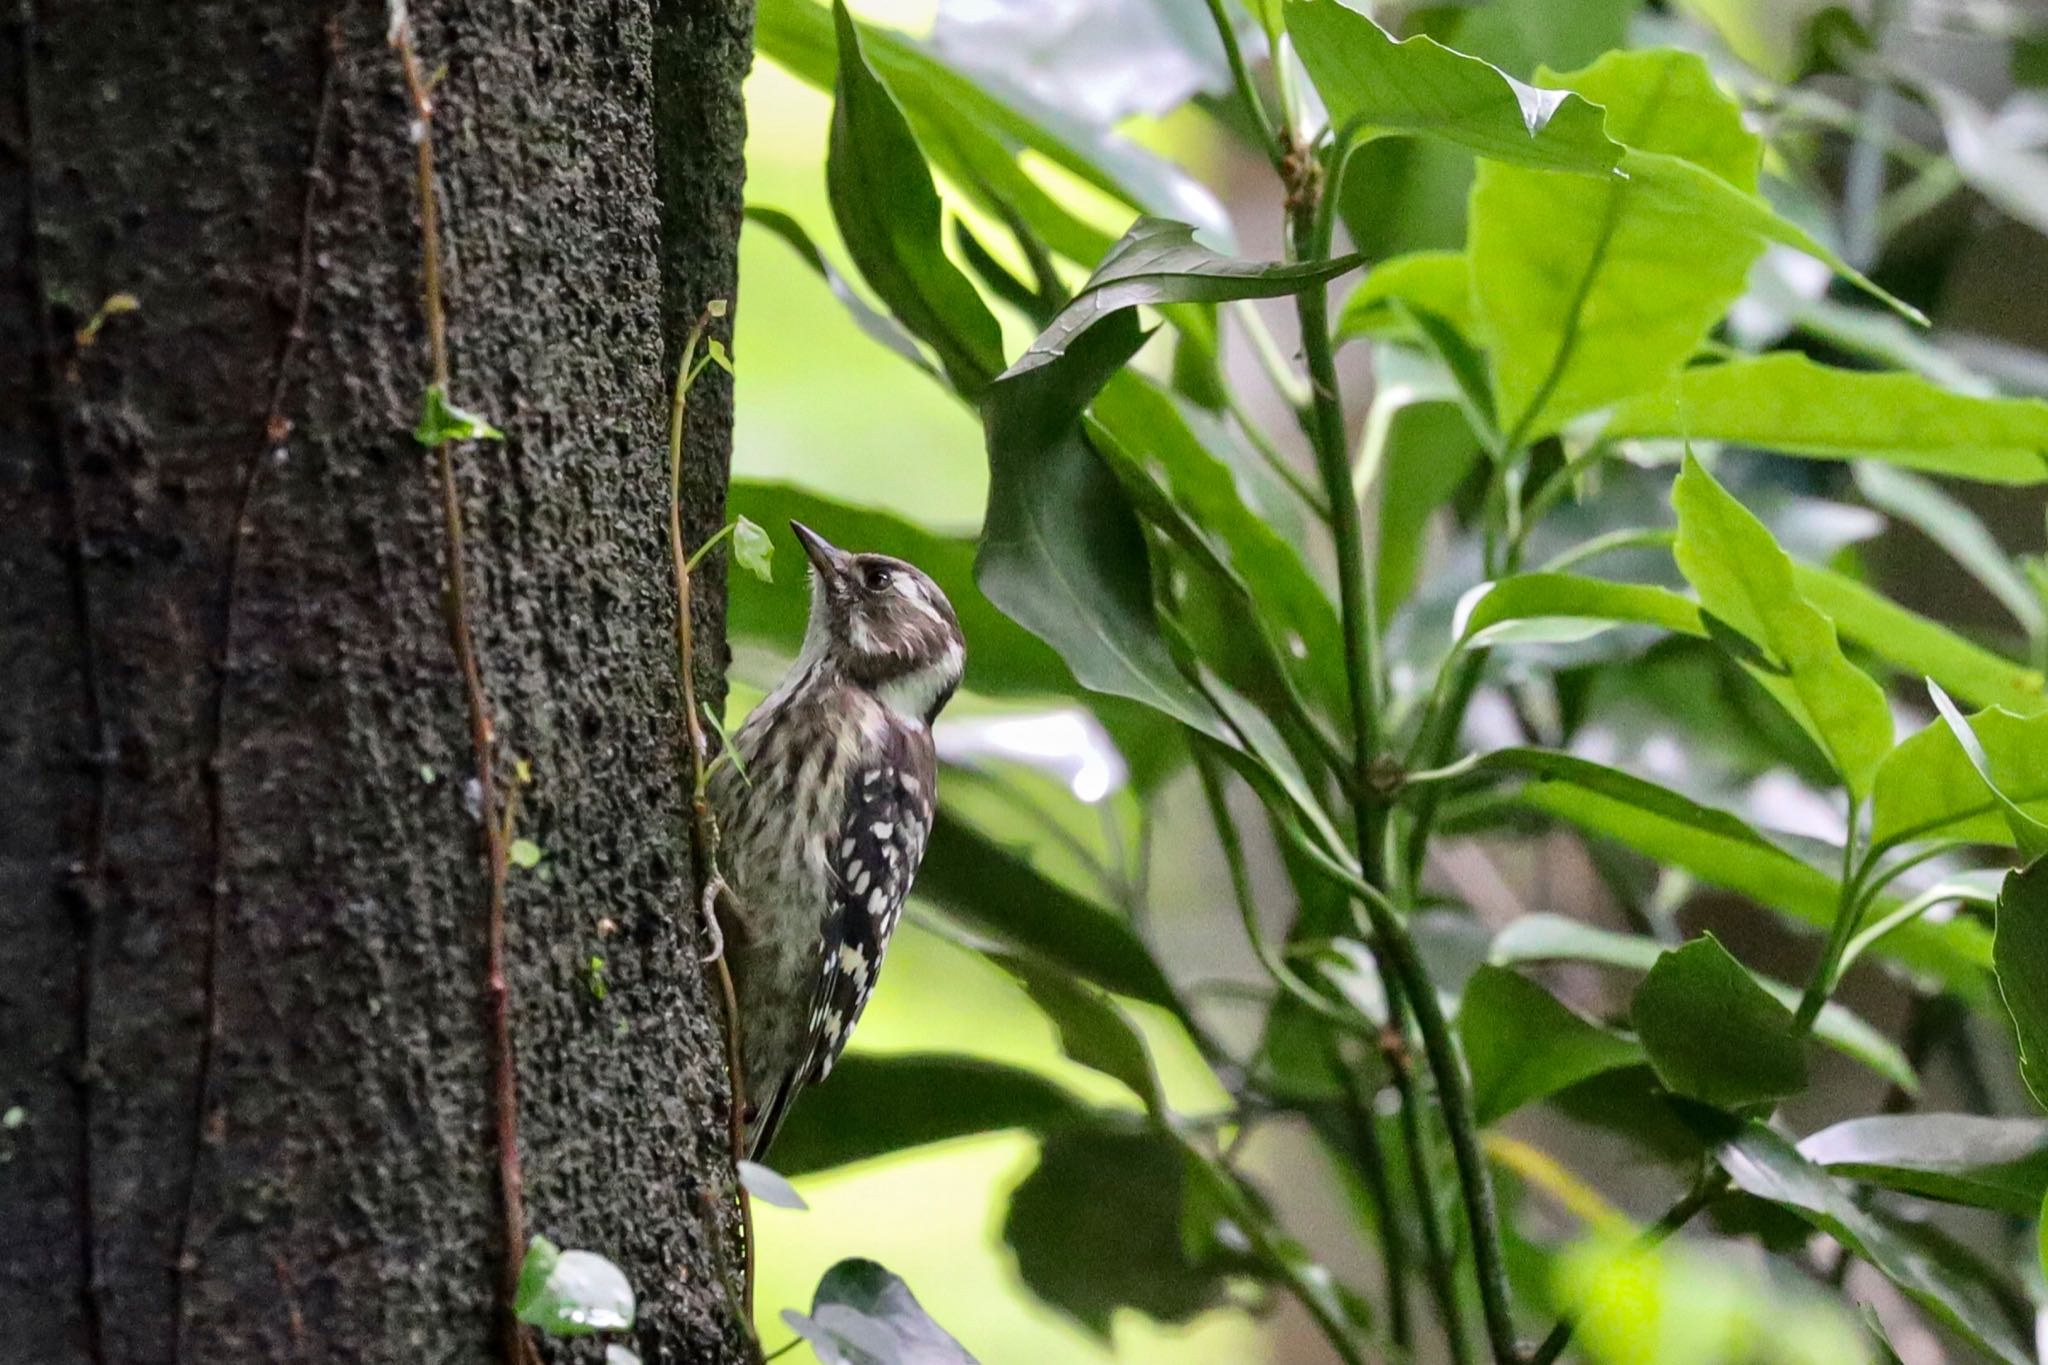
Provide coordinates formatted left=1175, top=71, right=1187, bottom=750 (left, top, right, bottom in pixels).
left=989, top=949, right=1162, bottom=1111
left=1998, top=858, right=2048, bottom=1112
left=772, top=1053, right=1094, bottom=1178
left=413, top=384, right=504, bottom=446
left=513, top=1236, right=635, bottom=1335
left=1459, top=964, right=1642, bottom=1124
left=1604, top=353, right=2048, bottom=485
left=1632, top=934, right=1807, bottom=1109
left=1718, top=1122, right=2034, bottom=1364
left=743, top=206, right=939, bottom=378
left=1798, top=1113, right=2048, bottom=1215
left=1007, top=217, right=1362, bottom=376
left=1003, top=1127, right=1227, bottom=1336
left=1674, top=452, right=1894, bottom=798
left=917, top=811, right=1180, bottom=1012
left=828, top=0, right=1004, bottom=395
left=784, top=1258, right=980, bottom=1365
left=1286, top=0, right=1623, bottom=172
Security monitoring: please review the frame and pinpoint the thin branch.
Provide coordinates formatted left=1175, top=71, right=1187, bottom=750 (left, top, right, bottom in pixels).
left=392, top=21, right=534, bottom=1364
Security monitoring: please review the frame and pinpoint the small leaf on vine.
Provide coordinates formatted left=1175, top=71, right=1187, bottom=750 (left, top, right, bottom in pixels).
left=706, top=337, right=734, bottom=374
left=586, top=955, right=608, bottom=1001
left=707, top=297, right=728, bottom=318
left=739, top=1159, right=810, bottom=1210
left=514, top=1234, right=636, bottom=1335
left=733, top=515, right=774, bottom=582
left=413, top=383, right=505, bottom=446
left=509, top=839, right=544, bottom=870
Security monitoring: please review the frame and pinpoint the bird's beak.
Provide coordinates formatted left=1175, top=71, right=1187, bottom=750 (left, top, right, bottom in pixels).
left=790, top=521, right=849, bottom=581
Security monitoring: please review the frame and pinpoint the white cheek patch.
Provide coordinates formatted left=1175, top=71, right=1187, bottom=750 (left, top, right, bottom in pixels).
left=894, top=574, right=947, bottom=626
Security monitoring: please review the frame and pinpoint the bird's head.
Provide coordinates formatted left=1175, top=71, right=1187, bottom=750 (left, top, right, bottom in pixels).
left=791, top=521, right=965, bottom=724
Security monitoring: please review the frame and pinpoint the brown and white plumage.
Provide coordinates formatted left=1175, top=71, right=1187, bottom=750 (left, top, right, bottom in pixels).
left=709, top=521, right=965, bottom=1159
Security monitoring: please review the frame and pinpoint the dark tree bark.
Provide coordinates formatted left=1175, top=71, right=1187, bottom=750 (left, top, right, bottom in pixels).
left=2, top=0, right=754, bottom=1360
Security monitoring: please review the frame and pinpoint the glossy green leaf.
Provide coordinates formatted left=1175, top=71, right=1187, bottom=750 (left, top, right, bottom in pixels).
left=773, top=1053, right=1093, bottom=1177
left=784, top=1258, right=979, bottom=1365
left=1871, top=704, right=2048, bottom=851
left=1466, top=748, right=1991, bottom=999
left=1011, top=217, right=1362, bottom=375
left=1633, top=934, right=1808, bottom=1109
left=1286, top=0, right=1623, bottom=172
left=759, top=0, right=1226, bottom=263
left=1855, top=463, right=2047, bottom=637
left=1604, top=353, right=2048, bottom=485
left=1488, top=912, right=1915, bottom=1091
left=1469, top=49, right=1763, bottom=444
left=1791, top=561, right=2046, bottom=714
left=828, top=0, right=1004, bottom=396
left=1799, top=1114, right=2048, bottom=1215
left=1005, top=1127, right=1228, bottom=1335
left=1454, top=573, right=1703, bottom=648
left=918, top=811, right=1180, bottom=1012
left=1336, top=250, right=1475, bottom=343
left=1674, top=453, right=1894, bottom=797
left=1998, top=858, right=2048, bottom=1112
left=743, top=205, right=939, bottom=379
left=725, top=482, right=1074, bottom=700
left=1460, top=964, right=1642, bottom=1123
left=413, top=384, right=504, bottom=446
left=1719, top=1122, right=2034, bottom=1364
left=514, top=1236, right=635, bottom=1335
left=1931, top=684, right=2048, bottom=860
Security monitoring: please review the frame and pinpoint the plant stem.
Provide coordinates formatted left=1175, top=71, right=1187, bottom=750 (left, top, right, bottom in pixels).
left=393, top=24, right=535, bottom=1365
left=1332, top=1050, right=1414, bottom=1353
left=1201, top=0, right=1285, bottom=170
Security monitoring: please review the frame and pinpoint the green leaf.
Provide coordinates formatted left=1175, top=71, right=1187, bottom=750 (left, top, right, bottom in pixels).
left=1454, top=573, right=1703, bottom=649
left=990, top=949, right=1162, bottom=1112
left=737, top=1159, right=809, bottom=1210
left=508, top=838, right=543, bottom=870
left=413, top=384, right=504, bottom=446
left=918, top=811, right=1181, bottom=1012
left=1460, top=964, right=1642, bottom=1124
left=784, top=1258, right=979, bottom=1365
left=725, top=482, right=1073, bottom=701
left=1871, top=703, right=2048, bottom=850
left=513, top=1236, right=635, bottom=1335
left=1604, top=353, right=2048, bottom=485
left=1372, top=391, right=1482, bottom=619
left=730, top=515, right=774, bottom=584
left=771, top=1054, right=1093, bottom=1177
left=758, top=0, right=1227, bottom=264
left=1674, top=453, right=1893, bottom=797
left=1791, top=560, right=2046, bottom=714
left=828, top=0, right=1004, bottom=396
left=1286, top=0, right=1622, bottom=173
left=1998, top=858, right=2048, bottom=1112
left=1855, top=463, right=2048, bottom=638
left=1488, top=912, right=1916, bottom=1092
left=1469, top=49, right=1764, bottom=443
left=1467, top=750, right=1992, bottom=1000
left=1799, top=1114, right=2048, bottom=1215
left=1336, top=250, right=1476, bottom=343
left=1930, top=684, right=2048, bottom=861
left=1718, top=1122, right=2035, bottom=1364
left=1003, top=1127, right=1227, bottom=1336
left=1008, top=217, right=1362, bottom=376
left=743, top=206, right=938, bottom=379
left=1632, top=934, right=1807, bottom=1109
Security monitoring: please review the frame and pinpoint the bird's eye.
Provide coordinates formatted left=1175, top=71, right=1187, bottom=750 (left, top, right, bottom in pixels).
left=863, top=565, right=893, bottom=592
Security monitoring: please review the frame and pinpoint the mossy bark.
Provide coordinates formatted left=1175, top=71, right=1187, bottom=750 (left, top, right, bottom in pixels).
left=0, top=0, right=754, bottom=1359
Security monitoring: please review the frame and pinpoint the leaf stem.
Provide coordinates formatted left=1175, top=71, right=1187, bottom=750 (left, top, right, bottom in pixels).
left=1201, top=0, right=1286, bottom=171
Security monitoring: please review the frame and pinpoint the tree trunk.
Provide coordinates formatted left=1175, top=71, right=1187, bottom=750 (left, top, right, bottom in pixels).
left=1, top=0, right=754, bottom=1360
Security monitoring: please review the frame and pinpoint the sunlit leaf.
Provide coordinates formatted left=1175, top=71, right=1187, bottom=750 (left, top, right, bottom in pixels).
left=514, top=1236, right=635, bottom=1336
left=1799, top=1113, right=2048, bottom=1215
left=1929, top=684, right=2048, bottom=861
left=1336, top=250, right=1476, bottom=343
left=1674, top=453, right=1893, bottom=798
left=1871, top=703, right=2048, bottom=851
left=1604, top=353, right=2048, bottom=485
left=413, top=384, right=504, bottom=446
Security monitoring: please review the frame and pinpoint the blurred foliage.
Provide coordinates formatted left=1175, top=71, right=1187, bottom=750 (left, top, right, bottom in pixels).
left=725, top=0, right=2048, bottom=1360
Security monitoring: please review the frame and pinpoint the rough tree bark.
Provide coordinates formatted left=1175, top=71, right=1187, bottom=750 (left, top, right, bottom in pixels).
left=1, top=0, right=755, bottom=1360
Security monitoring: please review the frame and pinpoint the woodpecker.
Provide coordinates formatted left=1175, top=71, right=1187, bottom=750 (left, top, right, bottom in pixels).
left=710, top=521, right=966, bottom=1158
